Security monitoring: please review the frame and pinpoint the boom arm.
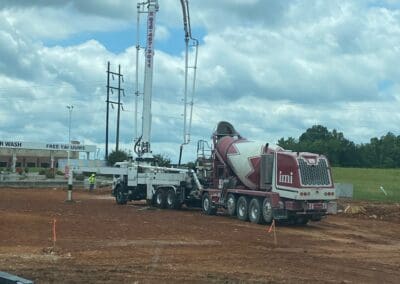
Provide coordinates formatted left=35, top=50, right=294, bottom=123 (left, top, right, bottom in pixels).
left=139, top=0, right=159, bottom=158
left=179, top=0, right=199, bottom=164
left=135, top=0, right=198, bottom=163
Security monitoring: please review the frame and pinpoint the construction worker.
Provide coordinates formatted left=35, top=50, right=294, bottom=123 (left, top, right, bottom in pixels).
left=88, top=173, right=96, bottom=192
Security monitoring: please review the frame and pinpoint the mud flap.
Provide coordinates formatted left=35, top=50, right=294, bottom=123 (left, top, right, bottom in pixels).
left=272, top=208, right=287, bottom=220
left=327, top=201, right=337, bottom=214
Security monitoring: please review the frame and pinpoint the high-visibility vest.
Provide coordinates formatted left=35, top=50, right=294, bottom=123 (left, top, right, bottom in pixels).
left=89, top=176, right=96, bottom=184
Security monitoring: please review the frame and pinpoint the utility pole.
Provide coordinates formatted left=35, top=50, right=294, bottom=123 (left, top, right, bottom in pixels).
left=135, top=2, right=142, bottom=144
left=105, top=62, right=124, bottom=157
left=105, top=62, right=110, bottom=159
left=116, top=64, right=121, bottom=151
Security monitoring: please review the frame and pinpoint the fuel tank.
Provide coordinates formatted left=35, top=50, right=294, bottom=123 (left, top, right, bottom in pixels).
left=214, top=121, right=282, bottom=190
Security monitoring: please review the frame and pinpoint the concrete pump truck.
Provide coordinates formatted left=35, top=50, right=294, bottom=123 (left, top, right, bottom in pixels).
left=110, top=0, right=202, bottom=209
left=77, top=0, right=336, bottom=225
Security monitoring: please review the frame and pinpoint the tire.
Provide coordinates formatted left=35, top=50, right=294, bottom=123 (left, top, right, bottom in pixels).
left=311, top=215, right=322, bottom=222
left=166, top=188, right=178, bottom=209
left=296, top=217, right=309, bottom=225
left=226, top=193, right=236, bottom=216
left=262, top=198, right=273, bottom=224
left=202, top=193, right=217, bottom=215
left=249, top=198, right=263, bottom=224
left=287, top=217, right=296, bottom=225
left=236, top=196, right=249, bottom=221
left=155, top=189, right=167, bottom=209
left=115, top=185, right=127, bottom=205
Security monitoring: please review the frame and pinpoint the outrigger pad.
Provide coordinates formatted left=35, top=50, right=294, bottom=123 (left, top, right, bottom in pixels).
left=0, top=271, right=34, bottom=284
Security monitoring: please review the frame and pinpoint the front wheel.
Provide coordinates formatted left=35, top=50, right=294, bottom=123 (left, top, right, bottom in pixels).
left=115, top=185, right=127, bottom=205
left=226, top=193, right=236, bottom=216
left=236, top=196, right=249, bottom=221
left=202, top=193, right=217, bottom=215
left=262, top=198, right=273, bottom=224
left=249, top=198, right=263, bottom=224
left=311, top=215, right=322, bottom=222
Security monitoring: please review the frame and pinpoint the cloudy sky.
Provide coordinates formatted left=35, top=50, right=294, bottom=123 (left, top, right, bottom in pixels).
left=0, top=0, right=399, bottom=163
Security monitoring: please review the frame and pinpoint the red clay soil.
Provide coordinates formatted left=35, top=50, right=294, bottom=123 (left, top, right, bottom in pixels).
left=0, top=187, right=399, bottom=283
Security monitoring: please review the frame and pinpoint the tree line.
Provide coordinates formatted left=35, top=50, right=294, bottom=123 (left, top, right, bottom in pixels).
left=278, top=125, right=400, bottom=168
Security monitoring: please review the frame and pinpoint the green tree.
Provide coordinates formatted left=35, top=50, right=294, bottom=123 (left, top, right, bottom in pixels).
left=380, top=132, right=397, bottom=168
left=299, top=125, right=330, bottom=143
left=279, top=125, right=400, bottom=168
left=278, top=137, right=299, bottom=151
left=279, top=125, right=362, bottom=167
left=186, top=161, right=196, bottom=170
left=153, top=154, right=171, bottom=167
left=107, top=150, right=129, bottom=166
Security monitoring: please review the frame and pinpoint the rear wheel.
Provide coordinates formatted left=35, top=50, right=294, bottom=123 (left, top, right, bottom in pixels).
left=155, top=189, right=167, bottom=209
left=236, top=196, right=249, bottom=221
left=166, top=188, right=180, bottom=209
left=202, top=193, right=217, bottom=215
left=226, top=193, right=236, bottom=216
left=249, top=198, right=263, bottom=224
left=115, top=185, right=127, bottom=205
left=262, top=198, right=273, bottom=224
left=166, top=189, right=175, bottom=209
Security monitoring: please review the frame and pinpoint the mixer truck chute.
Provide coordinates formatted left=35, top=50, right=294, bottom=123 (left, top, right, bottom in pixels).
left=198, top=121, right=336, bottom=225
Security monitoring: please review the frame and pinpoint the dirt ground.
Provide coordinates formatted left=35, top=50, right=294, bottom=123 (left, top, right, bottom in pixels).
left=0, top=188, right=399, bottom=283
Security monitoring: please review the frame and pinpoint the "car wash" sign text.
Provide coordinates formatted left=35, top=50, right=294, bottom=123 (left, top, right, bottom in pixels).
left=0, top=141, right=96, bottom=152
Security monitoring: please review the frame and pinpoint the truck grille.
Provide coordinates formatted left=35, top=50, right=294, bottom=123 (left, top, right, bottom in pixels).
left=298, top=158, right=331, bottom=186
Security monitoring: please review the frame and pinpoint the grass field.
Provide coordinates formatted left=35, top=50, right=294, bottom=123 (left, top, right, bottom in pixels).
left=332, top=167, right=400, bottom=202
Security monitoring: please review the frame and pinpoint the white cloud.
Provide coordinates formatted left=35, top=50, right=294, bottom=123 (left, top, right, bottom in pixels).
left=0, top=0, right=399, bottom=163
left=0, top=2, right=130, bottom=41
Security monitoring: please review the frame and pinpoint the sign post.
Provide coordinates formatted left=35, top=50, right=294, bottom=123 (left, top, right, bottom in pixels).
left=66, top=105, right=74, bottom=202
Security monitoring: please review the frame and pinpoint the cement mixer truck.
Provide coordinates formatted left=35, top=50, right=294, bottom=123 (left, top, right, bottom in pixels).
left=197, top=121, right=336, bottom=225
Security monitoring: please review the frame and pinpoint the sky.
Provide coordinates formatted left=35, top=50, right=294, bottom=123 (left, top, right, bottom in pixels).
left=0, top=0, right=399, bottom=163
